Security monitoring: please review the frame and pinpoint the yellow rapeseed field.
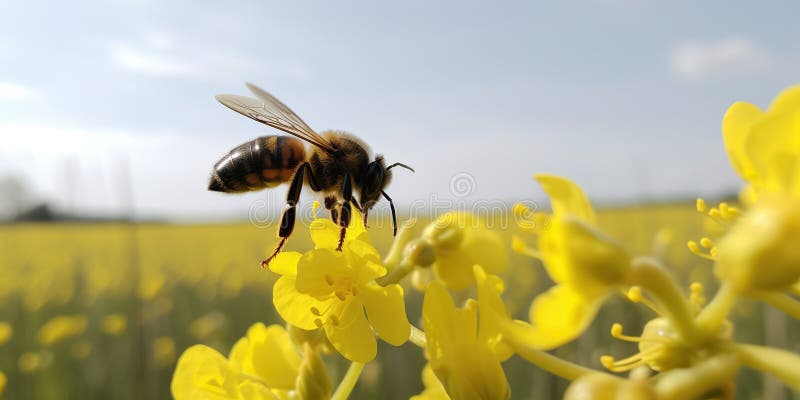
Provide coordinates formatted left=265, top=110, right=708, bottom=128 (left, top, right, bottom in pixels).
left=0, top=202, right=792, bottom=399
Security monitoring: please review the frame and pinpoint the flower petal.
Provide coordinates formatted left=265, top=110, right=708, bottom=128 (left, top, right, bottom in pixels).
left=722, top=101, right=763, bottom=182
left=295, top=250, right=348, bottom=298
left=268, top=251, right=302, bottom=277
left=746, top=111, right=800, bottom=194
left=433, top=250, right=477, bottom=291
left=526, top=285, right=603, bottom=349
left=535, top=174, right=595, bottom=223
left=324, top=300, right=376, bottom=363
left=309, top=210, right=368, bottom=250
left=361, top=283, right=410, bottom=346
left=474, top=266, right=513, bottom=362
left=229, top=323, right=301, bottom=391
left=769, top=84, right=800, bottom=114
left=273, top=276, right=336, bottom=330
left=171, top=345, right=239, bottom=400
left=423, top=281, right=478, bottom=363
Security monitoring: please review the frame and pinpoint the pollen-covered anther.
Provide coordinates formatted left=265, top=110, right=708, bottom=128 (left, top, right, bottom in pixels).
left=334, top=290, right=347, bottom=301
left=610, top=323, right=642, bottom=342
left=310, top=307, right=322, bottom=316
left=511, top=235, right=541, bottom=259
left=696, top=198, right=707, bottom=213
left=314, top=319, right=324, bottom=329
left=328, top=314, right=340, bottom=327
left=688, top=240, right=716, bottom=261
left=699, top=237, right=715, bottom=248
left=689, top=282, right=706, bottom=309
left=624, top=286, right=662, bottom=314
left=324, top=274, right=334, bottom=286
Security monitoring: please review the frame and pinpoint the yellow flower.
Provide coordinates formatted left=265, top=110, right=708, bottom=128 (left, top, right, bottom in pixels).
left=410, top=364, right=451, bottom=400
left=421, top=212, right=508, bottom=291
left=0, top=370, right=6, bottom=396
left=38, top=315, right=87, bottom=346
left=172, top=346, right=276, bottom=400
left=716, top=85, right=800, bottom=291
left=0, top=322, right=12, bottom=345
left=154, top=336, right=177, bottom=367
left=722, top=84, right=800, bottom=197
left=189, top=311, right=225, bottom=340
left=423, top=277, right=511, bottom=400
left=229, top=323, right=301, bottom=396
left=102, top=314, right=127, bottom=336
left=563, top=370, right=655, bottom=400
left=715, top=196, right=800, bottom=292
left=270, top=210, right=410, bottom=363
left=172, top=323, right=301, bottom=400
left=515, top=175, right=631, bottom=348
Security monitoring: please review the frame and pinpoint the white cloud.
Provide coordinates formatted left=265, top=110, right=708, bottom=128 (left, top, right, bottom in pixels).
left=0, top=82, right=38, bottom=101
left=110, top=43, right=204, bottom=78
left=670, top=37, right=768, bottom=79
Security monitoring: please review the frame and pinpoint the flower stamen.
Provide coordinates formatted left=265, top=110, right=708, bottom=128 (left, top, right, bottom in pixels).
left=624, top=286, right=664, bottom=315
left=511, top=236, right=541, bottom=259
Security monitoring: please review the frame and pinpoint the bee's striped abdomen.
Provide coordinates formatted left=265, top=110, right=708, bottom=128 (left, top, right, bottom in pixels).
left=208, top=136, right=306, bottom=193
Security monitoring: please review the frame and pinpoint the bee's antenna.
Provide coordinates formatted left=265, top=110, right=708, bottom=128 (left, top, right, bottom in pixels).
left=382, top=190, right=397, bottom=236
left=386, top=162, right=415, bottom=173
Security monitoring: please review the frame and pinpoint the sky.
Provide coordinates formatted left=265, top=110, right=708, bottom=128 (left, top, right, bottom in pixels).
left=1, top=0, right=799, bottom=220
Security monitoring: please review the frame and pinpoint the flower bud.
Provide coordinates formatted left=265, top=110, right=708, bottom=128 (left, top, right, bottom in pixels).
left=403, top=239, right=436, bottom=268
left=296, top=343, right=332, bottom=400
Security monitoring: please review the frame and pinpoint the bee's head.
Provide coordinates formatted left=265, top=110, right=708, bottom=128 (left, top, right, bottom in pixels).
left=359, top=155, right=414, bottom=235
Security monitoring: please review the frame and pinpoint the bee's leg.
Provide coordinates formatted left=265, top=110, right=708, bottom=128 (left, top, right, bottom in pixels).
left=262, top=163, right=317, bottom=267
left=382, top=190, right=398, bottom=236
left=324, top=195, right=339, bottom=223
left=336, top=174, right=353, bottom=251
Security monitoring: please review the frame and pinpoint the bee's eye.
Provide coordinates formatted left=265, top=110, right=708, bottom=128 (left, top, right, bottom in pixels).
left=364, top=162, right=384, bottom=198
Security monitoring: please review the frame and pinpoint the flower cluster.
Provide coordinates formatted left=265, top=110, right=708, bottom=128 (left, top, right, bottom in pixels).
left=172, top=84, right=800, bottom=399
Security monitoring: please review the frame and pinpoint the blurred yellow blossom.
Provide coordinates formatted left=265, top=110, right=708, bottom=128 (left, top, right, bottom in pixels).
left=715, top=85, right=800, bottom=292
left=410, top=364, right=450, bottom=400
left=229, top=323, right=300, bottom=396
left=722, top=84, right=800, bottom=197
left=173, top=323, right=304, bottom=400
left=514, top=175, right=631, bottom=348
left=102, top=314, right=127, bottom=336
left=71, top=341, right=92, bottom=360
left=18, top=352, right=51, bottom=373
left=0, top=322, right=12, bottom=345
left=38, top=315, right=87, bottom=346
left=189, top=311, right=225, bottom=340
left=172, top=345, right=276, bottom=400
left=420, top=212, right=508, bottom=291
left=423, top=277, right=511, bottom=400
left=154, top=336, right=177, bottom=367
left=0, top=370, right=5, bottom=396
left=269, top=209, right=409, bottom=363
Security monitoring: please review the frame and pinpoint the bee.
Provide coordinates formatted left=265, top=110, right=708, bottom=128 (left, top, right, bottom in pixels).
left=209, top=83, right=413, bottom=266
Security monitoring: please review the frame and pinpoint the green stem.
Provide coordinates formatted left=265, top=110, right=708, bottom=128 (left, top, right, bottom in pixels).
left=750, top=291, right=800, bottom=320
left=330, top=362, right=364, bottom=400
left=654, top=353, right=740, bottom=399
left=629, top=257, right=700, bottom=342
left=409, top=324, right=427, bottom=348
left=730, top=343, right=800, bottom=390
left=376, top=260, right=415, bottom=287
left=503, top=331, right=607, bottom=381
left=696, top=282, right=737, bottom=332
left=381, top=218, right=418, bottom=269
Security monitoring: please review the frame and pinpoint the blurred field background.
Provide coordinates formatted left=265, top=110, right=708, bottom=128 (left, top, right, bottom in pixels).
left=1, top=204, right=797, bottom=399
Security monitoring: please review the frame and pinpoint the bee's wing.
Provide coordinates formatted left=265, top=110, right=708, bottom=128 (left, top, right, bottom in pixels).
left=215, top=91, right=335, bottom=152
